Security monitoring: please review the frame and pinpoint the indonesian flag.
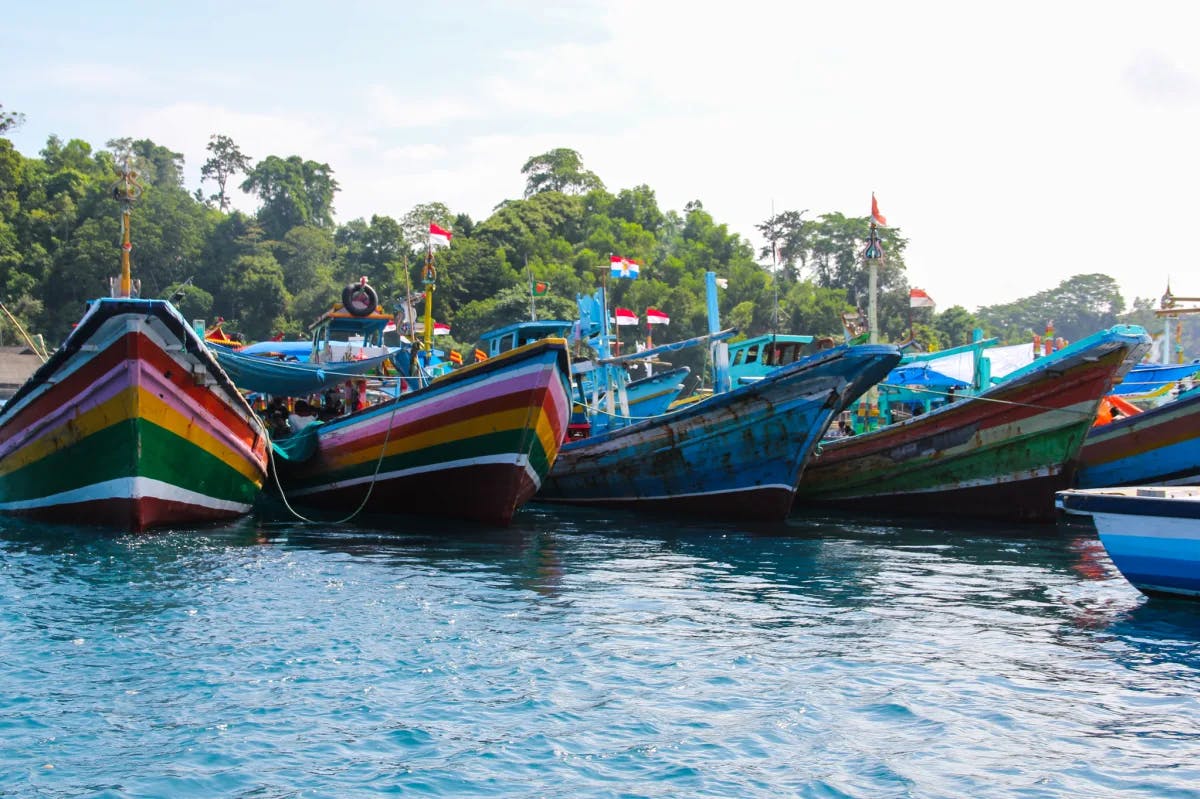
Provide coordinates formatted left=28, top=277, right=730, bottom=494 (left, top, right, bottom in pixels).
left=871, top=193, right=887, bottom=227
left=646, top=307, right=670, bottom=325
left=610, top=254, right=640, bottom=279
left=909, top=288, right=936, bottom=309
left=613, top=307, right=639, bottom=326
left=429, top=222, right=453, bottom=249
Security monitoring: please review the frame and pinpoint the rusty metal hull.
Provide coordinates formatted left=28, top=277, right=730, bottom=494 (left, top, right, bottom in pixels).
left=794, top=326, right=1151, bottom=523
left=537, top=344, right=901, bottom=521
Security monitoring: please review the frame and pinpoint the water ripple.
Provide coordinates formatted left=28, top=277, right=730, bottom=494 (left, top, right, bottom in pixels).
left=1, top=510, right=1198, bottom=798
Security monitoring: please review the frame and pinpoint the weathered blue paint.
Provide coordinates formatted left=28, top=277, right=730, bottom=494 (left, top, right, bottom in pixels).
left=537, top=344, right=901, bottom=521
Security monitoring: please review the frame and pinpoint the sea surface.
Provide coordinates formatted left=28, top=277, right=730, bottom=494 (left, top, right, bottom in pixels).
left=2, top=506, right=1198, bottom=799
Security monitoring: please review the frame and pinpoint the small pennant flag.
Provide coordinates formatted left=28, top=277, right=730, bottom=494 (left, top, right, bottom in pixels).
left=715, top=277, right=729, bottom=289
left=532, top=280, right=549, bottom=296
left=645, top=308, right=670, bottom=325
left=870, top=193, right=887, bottom=227
left=413, top=321, right=451, bottom=335
left=613, top=307, right=639, bottom=326
left=909, top=288, right=936, bottom=309
left=610, top=254, right=640, bottom=279
left=429, top=222, right=453, bottom=249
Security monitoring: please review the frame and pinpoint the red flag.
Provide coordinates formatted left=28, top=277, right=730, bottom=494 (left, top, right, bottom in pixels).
left=871, top=193, right=887, bottom=227
left=645, top=308, right=670, bottom=325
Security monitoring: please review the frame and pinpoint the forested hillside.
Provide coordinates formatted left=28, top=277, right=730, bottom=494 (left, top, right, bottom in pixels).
left=2, top=108, right=1187, bottom=365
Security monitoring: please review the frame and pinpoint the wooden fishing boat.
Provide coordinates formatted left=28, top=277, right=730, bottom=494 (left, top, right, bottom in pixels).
left=1076, top=386, right=1200, bottom=489
left=1056, top=486, right=1200, bottom=599
left=271, top=337, right=573, bottom=526
left=794, top=325, right=1151, bottom=521
left=0, top=168, right=267, bottom=531
left=537, top=343, right=902, bottom=521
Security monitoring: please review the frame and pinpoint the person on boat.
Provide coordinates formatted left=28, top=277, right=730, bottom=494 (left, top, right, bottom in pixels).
left=288, top=400, right=318, bottom=432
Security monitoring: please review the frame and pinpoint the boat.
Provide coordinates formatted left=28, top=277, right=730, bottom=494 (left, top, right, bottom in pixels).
left=209, top=283, right=404, bottom=397
left=270, top=336, right=573, bottom=526
left=0, top=166, right=268, bottom=531
left=1056, top=486, right=1200, bottom=599
left=538, top=341, right=901, bottom=520
left=267, top=240, right=574, bottom=527
left=1075, top=385, right=1200, bottom=489
left=793, top=325, right=1152, bottom=522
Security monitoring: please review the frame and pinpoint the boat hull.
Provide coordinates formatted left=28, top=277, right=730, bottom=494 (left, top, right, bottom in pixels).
left=0, top=299, right=269, bottom=531
left=538, top=345, right=901, bottom=521
left=795, top=328, right=1151, bottom=522
left=1057, top=487, right=1200, bottom=599
left=273, top=338, right=572, bottom=526
left=1076, top=390, right=1200, bottom=488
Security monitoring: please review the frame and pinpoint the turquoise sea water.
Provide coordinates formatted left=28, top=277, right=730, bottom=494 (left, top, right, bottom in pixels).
left=2, top=507, right=1198, bottom=798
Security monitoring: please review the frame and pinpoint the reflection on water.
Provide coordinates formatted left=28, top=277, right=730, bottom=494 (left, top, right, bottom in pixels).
left=1, top=505, right=1197, bottom=798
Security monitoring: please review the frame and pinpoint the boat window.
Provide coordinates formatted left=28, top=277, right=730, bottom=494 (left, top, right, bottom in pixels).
left=746, top=344, right=759, bottom=363
left=498, top=333, right=515, bottom=353
left=732, top=349, right=745, bottom=366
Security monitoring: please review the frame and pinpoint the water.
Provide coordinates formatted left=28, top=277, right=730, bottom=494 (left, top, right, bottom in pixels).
left=2, top=507, right=1198, bottom=799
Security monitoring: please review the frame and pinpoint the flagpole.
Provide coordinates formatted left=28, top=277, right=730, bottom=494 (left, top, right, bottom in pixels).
left=422, top=225, right=436, bottom=357
left=867, top=222, right=879, bottom=345
left=526, top=254, right=536, bottom=321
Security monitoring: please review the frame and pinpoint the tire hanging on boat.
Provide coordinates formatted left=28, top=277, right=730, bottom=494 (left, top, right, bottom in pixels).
left=342, top=282, right=378, bottom=317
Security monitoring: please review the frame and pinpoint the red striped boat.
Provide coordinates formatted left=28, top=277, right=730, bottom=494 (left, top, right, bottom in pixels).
left=271, top=337, right=573, bottom=526
left=0, top=298, right=269, bottom=531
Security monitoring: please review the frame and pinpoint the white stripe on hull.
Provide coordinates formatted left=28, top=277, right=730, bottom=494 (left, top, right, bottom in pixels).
left=0, top=477, right=252, bottom=513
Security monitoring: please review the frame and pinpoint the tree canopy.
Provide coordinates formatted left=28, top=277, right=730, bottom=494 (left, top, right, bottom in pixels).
left=0, top=128, right=1171, bottom=363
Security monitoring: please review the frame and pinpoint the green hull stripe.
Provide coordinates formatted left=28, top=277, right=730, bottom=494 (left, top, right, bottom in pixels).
left=0, top=419, right=261, bottom=504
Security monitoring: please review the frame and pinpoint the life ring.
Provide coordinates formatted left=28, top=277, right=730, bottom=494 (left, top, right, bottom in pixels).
left=342, top=282, right=378, bottom=317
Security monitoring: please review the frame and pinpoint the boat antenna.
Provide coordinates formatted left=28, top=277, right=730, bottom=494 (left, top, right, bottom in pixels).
left=527, top=254, right=536, bottom=322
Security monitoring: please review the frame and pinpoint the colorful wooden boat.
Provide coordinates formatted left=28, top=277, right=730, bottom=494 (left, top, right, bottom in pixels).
left=0, top=297, right=269, bottom=531
left=1056, top=486, right=1200, bottom=599
left=271, top=337, right=573, bottom=526
left=0, top=167, right=267, bottom=532
left=1076, top=387, right=1200, bottom=489
left=794, top=326, right=1152, bottom=522
left=536, top=343, right=902, bottom=521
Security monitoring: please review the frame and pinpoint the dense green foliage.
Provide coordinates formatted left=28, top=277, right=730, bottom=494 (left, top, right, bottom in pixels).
left=2, top=118, right=1185, bottom=365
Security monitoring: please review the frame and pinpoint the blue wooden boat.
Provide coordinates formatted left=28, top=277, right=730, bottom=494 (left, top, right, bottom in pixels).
left=1076, top=386, right=1200, bottom=489
left=210, top=300, right=403, bottom=396
left=1110, top=361, right=1200, bottom=405
left=1056, top=486, right=1200, bottom=599
left=538, top=341, right=901, bottom=520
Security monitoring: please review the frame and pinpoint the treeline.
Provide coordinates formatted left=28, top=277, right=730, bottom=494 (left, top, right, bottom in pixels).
left=1, top=108, right=1177, bottom=367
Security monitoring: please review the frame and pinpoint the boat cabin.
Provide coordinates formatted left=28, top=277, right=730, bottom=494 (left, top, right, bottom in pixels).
left=309, top=303, right=394, bottom=364
left=479, top=320, right=573, bottom=360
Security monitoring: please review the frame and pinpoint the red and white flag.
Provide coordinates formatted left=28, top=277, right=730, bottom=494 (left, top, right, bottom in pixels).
left=645, top=307, right=670, bottom=325
left=871, top=193, right=887, bottom=227
left=613, top=307, right=639, bottom=326
left=909, top=288, right=935, bottom=309
left=429, top=222, right=453, bottom=249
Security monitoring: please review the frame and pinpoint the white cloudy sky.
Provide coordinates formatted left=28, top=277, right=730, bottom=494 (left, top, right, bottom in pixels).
left=4, top=1, right=1198, bottom=312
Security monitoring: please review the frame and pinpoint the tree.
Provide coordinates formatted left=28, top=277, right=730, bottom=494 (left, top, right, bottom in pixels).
left=521, top=148, right=604, bottom=198
left=201, top=134, right=252, bottom=211
left=977, top=273, right=1125, bottom=344
left=0, top=104, right=24, bottom=134
left=933, top=305, right=982, bottom=348
left=241, top=155, right=339, bottom=239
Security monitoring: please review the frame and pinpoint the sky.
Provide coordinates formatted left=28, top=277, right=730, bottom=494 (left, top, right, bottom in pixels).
left=4, top=1, right=1199, bottom=313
